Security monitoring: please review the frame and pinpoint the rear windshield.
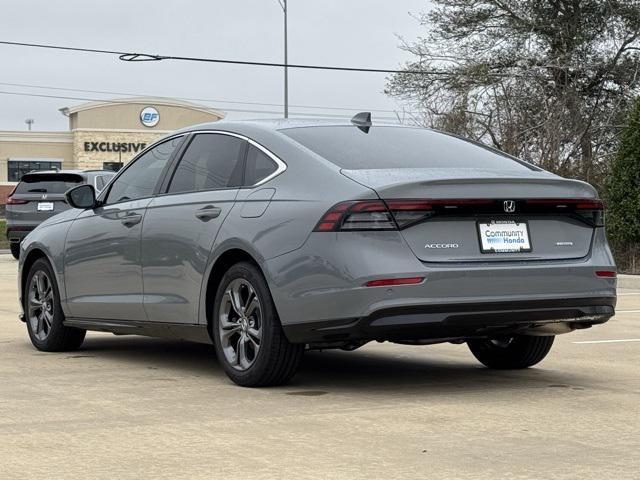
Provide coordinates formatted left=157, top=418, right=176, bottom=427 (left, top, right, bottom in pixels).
left=14, top=173, right=83, bottom=194
left=281, top=126, right=536, bottom=171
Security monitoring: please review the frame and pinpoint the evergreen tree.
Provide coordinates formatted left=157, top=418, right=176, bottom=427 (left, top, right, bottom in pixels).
left=606, top=97, right=640, bottom=272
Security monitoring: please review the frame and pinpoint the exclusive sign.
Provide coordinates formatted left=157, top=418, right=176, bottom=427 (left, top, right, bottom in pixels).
left=84, top=142, right=147, bottom=153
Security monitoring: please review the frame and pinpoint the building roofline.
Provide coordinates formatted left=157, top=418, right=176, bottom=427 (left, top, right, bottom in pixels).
left=59, top=96, right=226, bottom=119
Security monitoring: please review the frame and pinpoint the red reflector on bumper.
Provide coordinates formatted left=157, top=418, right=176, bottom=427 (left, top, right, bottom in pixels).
left=595, top=270, right=616, bottom=278
left=365, top=277, right=424, bottom=287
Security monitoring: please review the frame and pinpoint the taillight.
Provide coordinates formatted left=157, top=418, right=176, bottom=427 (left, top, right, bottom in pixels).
left=6, top=184, right=28, bottom=205
left=314, top=199, right=495, bottom=232
left=314, top=201, right=397, bottom=231
left=525, top=198, right=604, bottom=226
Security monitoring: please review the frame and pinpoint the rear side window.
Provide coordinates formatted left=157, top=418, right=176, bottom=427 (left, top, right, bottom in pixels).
left=244, top=145, right=278, bottom=186
left=168, top=134, right=245, bottom=194
left=281, top=126, right=536, bottom=171
left=14, top=173, right=83, bottom=194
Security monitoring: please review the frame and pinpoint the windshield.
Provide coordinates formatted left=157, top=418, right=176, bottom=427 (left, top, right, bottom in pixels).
left=281, top=126, right=537, bottom=171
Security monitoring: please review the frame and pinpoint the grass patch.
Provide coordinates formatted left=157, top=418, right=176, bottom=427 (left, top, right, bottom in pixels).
left=0, top=219, right=8, bottom=249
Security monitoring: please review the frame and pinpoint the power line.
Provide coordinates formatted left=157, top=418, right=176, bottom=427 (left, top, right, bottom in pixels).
left=0, top=90, right=405, bottom=121
left=0, top=39, right=466, bottom=76
left=0, top=81, right=415, bottom=114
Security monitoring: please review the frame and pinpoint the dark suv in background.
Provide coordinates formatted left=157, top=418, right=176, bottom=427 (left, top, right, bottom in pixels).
left=5, top=169, right=115, bottom=259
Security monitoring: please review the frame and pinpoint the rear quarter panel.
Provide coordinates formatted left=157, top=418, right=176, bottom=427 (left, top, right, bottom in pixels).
left=198, top=128, right=377, bottom=325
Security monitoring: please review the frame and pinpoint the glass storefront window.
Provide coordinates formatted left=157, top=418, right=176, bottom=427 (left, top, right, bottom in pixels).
left=102, top=162, right=124, bottom=172
left=8, top=160, right=62, bottom=182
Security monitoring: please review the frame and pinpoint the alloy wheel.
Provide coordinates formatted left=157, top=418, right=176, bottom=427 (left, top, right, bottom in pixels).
left=219, top=278, right=263, bottom=371
left=27, top=270, right=55, bottom=341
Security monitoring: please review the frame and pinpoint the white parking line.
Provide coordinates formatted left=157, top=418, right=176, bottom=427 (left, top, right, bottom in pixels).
left=617, top=292, right=640, bottom=296
left=615, top=309, right=640, bottom=313
left=573, top=339, right=640, bottom=344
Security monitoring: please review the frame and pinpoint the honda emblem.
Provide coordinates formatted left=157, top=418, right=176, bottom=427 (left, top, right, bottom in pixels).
left=503, top=200, right=516, bottom=213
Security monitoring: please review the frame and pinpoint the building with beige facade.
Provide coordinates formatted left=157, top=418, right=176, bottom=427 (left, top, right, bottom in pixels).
left=0, top=97, right=224, bottom=203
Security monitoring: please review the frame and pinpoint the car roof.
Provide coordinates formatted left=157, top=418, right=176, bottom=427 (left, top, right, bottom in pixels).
left=21, top=169, right=115, bottom=176
left=172, top=118, right=414, bottom=137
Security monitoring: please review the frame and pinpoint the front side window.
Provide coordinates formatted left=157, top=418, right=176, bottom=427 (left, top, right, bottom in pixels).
left=244, top=145, right=278, bottom=186
left=105, top=136, right=183, bottom=204
left=167, top=134, right=245, bottom=194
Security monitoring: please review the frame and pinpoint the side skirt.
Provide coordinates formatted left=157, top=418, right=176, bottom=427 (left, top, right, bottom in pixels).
left=64, top=317, right=213, bottom=345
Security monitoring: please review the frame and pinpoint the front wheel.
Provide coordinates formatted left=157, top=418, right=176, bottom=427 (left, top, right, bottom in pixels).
left=24, top=258, right=86, bottom=351
left=212, top=262, right=304, bottom=387
left=467, top=335, right=554, bottom=369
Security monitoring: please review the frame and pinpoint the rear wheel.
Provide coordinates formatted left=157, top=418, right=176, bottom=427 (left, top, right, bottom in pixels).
left=467, top=335, right=554, bottom=369
left=212, top=262, right=304, bottom=387
left=24, top=258, right=86, bottom=351
left=10, top=243, right=20, bottom=260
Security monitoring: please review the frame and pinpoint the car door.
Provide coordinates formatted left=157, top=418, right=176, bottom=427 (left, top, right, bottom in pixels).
left=141, top=132, right=246, bottom=323
left=64, top=136, right=184, bottom=320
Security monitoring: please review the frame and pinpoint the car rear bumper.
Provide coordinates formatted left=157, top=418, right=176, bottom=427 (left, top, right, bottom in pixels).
left=265, top=229, right=617, bottom=339
left=5, top=226, right=35, bottom=243
left=283, top=296, right=616, bottom=343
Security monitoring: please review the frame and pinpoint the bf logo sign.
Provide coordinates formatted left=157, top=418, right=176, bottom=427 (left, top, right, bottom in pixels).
left=140, top=106, right=160, bottom=127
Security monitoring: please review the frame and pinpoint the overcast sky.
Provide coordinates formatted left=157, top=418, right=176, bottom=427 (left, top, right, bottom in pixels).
left=0, top=0, right=431, bottom=131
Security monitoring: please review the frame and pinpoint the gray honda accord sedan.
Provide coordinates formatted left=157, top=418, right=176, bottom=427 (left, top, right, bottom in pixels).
left=17, top=117, right=617, bottom=387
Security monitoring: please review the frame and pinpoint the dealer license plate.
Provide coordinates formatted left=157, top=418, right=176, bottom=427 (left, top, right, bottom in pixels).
left=478, top=220, right=531, bottom=253
left=37, top=202, right=54, bottom=211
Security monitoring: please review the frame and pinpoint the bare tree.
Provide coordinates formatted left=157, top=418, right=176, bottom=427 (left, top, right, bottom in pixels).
left=387, top=1, right=640, bottom=187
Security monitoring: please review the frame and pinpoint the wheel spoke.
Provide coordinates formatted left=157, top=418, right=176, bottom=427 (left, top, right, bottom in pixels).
left=36, top=273, right=47, bottom=297
left=35, top=313, right=44, bottom=334
left=227, top=287, right=244, bottom=316
left=220, top=312, right=240, bottom=330
left=220, top=325, right=241, bottom=341
left=237, top=335, right=250, bottom=369
left=43, top=311, right=53, bottom=331
left=245, top=295, right=260, bottom=318
left=247, top=326, right=261, bottom=343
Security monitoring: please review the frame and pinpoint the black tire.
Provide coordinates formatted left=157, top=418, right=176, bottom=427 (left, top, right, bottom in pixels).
left=10, top=242, right=20, bottom=260
left=467, top=335, right=554, bottom=369
left=212, top=261, right=304, bottom=387
left=24, top=258, right=86, bottom=351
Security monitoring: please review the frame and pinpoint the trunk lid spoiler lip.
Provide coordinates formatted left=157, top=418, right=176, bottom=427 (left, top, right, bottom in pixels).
left=340, top=167, right=598, bottom=199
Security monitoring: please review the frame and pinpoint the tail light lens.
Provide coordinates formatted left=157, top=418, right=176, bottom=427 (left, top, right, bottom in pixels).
left=525, top=199, right=604, bottom=226
left=6, top=184, right=29, bottom=205
left=314, top=201, right=396, bottom=231
left=6, top=197, right=28, bottom=205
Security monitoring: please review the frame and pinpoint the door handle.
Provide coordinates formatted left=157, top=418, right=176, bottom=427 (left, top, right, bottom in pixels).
left=195, top=205, right=222, bottom=222
left=121, top=212, right=142, bottom=227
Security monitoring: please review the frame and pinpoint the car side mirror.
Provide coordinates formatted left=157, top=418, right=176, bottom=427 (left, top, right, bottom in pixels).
left=66, top=184, right=97, bottom=209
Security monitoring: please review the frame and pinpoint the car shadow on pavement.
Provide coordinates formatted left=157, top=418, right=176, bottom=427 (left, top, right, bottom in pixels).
left=76, top=334, right=594, bottom=395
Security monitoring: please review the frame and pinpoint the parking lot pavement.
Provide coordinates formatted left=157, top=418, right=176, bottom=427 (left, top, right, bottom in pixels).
left=1, top=253, right=639, bottom=480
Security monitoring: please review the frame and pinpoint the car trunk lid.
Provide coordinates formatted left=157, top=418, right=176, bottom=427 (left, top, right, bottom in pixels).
left=341, top=168, right=600, bottom=262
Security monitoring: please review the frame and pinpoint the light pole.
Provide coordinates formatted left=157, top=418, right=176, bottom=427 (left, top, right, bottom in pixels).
left=277, top=0, right=288, bottom=118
